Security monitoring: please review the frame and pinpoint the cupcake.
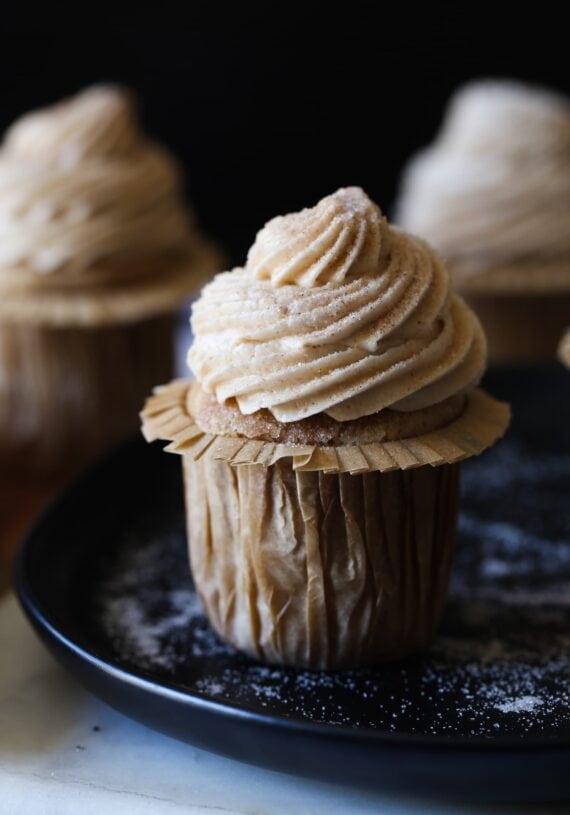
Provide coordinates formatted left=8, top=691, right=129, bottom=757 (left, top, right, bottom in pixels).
left=142, top=187, right=509, bottom=670
left=396, top=80, right=570, bottom=363
left=0, top=85, right=220, bottom=472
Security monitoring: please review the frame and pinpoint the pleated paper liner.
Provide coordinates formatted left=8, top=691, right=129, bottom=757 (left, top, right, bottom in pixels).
left=0, top=238, right=221, bottom=327
left=141, top=380, right=511, bottom=475
left=184, top=453, right=460, bottom=669
left=143, top=380, right=509, bottom=668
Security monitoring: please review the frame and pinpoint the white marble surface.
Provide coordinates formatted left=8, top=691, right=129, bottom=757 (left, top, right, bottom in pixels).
left=0, top=593, right=564, bottom=815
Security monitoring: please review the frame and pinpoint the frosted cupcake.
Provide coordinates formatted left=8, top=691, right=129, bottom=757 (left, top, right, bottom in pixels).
left=396, top=80, right=570, bottom=363
left=0, top=85, right=219, bottom=472
left=142, top=188, right=509, bottom=670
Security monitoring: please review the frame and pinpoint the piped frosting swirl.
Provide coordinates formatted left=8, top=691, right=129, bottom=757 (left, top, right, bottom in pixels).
left=247, top=187, right=385, bottom=286
left=189, top=188, right=486, bottom=423
left=0, top=85, right=195, bottom=284
left=396, top=80, right=570, bottom=287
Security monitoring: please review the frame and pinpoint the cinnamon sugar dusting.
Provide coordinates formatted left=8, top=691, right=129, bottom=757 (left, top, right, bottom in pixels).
left=188, top=188, right=486, bottom=422
left=247, top=187, right=387, bottom=286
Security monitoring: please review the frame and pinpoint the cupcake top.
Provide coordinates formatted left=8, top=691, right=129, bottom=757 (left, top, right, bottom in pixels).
left=0, top=85, right=219, bottom=325
left=189, top=187, right=486, bottom=423
left=396, top=80, right=570, bottom=292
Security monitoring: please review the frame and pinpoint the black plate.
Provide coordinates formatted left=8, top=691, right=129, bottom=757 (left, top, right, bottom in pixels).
left=16, top=365, right=570, bottom=803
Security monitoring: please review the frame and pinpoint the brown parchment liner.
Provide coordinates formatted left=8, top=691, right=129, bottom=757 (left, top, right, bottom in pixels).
left=0, top=238, right=221, bottom=327
left=141, top=380, right=509, bottom=669
left=1, top=314, right=174, bottom=474
left=183, top=455, right=460, bottom=668
left=142, top=380, right=510, bottom=475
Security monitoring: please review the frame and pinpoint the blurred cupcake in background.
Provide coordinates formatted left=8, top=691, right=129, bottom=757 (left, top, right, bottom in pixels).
left=396, top=80, right=570, bottom=363
left=0, top=85, right=220, bottom=473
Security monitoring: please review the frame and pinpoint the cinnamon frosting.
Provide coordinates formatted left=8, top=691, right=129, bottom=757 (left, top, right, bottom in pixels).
left=189, top=188, right=486, bottom=423
left=396, top=80, right=570, bottom=290
left=0, top=85, right=203, bottom=293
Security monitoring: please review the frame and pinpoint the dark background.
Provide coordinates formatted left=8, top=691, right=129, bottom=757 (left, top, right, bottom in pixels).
left=2, top=4, right=568, bottom=265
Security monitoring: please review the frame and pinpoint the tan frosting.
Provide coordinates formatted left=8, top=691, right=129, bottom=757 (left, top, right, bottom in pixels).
left=247, top=187, right=384, bottom=286
left=0, top=85, right=195, bottom=288
left=396, top=80, right=570, bottom=288
left=188, top=188, right=486, bottom=423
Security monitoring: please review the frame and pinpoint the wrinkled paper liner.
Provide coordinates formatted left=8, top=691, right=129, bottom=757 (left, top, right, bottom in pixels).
left=184, top=454, right=460, bottom=669
left=141, top=380, right=510, bottom=475
left=143, top=380, right=507, bottom=668
left=0, top=239, right=221, bottom=327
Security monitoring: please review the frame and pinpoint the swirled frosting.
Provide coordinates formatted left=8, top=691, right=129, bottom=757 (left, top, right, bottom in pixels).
left=396, top=81, right=570, bottom=286
left=0, top=85, right=195, bottom=283
left=247, top=187, right=384, bottom=286
left=188, top=188, right=486, bottom=423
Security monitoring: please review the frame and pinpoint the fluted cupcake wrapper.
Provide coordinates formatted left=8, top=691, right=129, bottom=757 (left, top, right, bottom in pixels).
left=141, top=381, right=510, bottom=475
left=0, top=239, right=221, bottom=327
left=141, top=380, right=509, bottom=669
left=183, top=454, right=460, bottom=669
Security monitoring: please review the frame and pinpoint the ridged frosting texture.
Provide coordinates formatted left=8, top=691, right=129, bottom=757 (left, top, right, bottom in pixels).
left=0, top=85, right=194, bottom=283
left=247, top=187, right=384, bottom=286
left=189, top=188, right=486, bottom=423
left=396, top=80, right=570, bottom=281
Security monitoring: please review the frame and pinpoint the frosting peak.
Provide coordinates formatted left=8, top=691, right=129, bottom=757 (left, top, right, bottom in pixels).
left=189, top=189, right=486, bottom=424
left=438, top=80, right=570, bottom=158
left=3, top=85, right=139, bottom=166
left=396, top=80, right=570, bottom=285
left=247, top=187, right=386, bottom=286
left=0, top=85, right=195, bottom=279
